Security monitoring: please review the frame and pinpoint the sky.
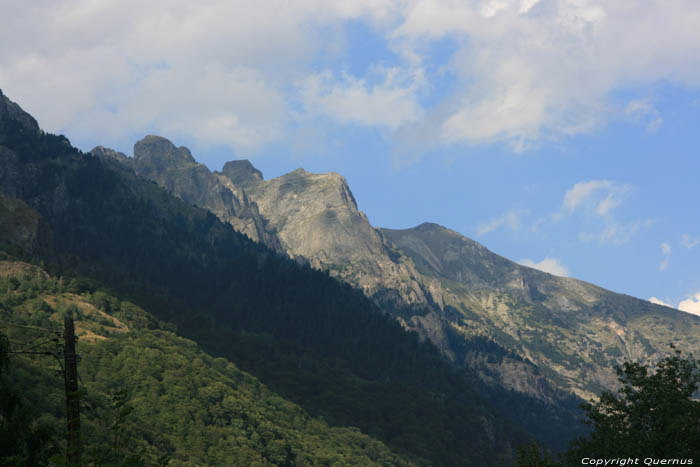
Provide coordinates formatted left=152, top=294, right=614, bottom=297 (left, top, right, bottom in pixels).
left=1, top=0, right=699, bottom=314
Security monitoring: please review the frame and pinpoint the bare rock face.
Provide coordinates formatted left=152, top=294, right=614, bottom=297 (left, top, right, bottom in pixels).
left=90, top=136, right=280, bottom=249
left=382, top=223, right=700, bottom=401
left=239, top=168, right=433, bottom=308
left=221, top=160, right=263, bottom=187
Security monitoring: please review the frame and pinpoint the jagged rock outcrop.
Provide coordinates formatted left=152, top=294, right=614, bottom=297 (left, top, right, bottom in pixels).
left=237, top=168, right=434, bottom=309
left=90, top=136, right=280, bottom=249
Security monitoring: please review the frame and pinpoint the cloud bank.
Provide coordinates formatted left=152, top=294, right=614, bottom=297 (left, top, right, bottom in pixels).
left=554, top=179, right=651, bottom=245
left=2, top=0, right=700, bottom=154
left=649, top=292, right=700, bottom=317
left=679, top=292, right=700, bottom=317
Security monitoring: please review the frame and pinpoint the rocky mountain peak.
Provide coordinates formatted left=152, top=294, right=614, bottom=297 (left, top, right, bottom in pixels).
left=414, top=222, right=446, bottom=231
left=0, top=89, right=40, bottom=134
left=220, top=159, right=263, bottom=187
left=133, top=135, right=197, bottom=171
left=241, top=168, right=431, bottom=307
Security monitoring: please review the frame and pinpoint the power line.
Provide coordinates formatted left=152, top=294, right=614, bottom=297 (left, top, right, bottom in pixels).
left=6, top=351, right=56, bottom=356
left=1, top=322, right=62, bottom=334
left=15, top=335, right=61, bottom=354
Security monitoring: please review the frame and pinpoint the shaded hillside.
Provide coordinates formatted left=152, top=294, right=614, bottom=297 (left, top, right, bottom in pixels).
left=0, top=194, right=53, bottom=259
left=0, top=261, right=416, bottom=466
left=0, top=88, right=528, bottom=465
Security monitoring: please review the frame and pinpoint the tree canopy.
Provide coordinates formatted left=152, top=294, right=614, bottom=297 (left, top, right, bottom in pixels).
left=566, top=347, right=700, bottom=461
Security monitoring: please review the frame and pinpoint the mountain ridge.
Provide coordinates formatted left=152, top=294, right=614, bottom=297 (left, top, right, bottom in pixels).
left=94, top=134, right=700, bottom=404
left=381, top=222, right=700, bottom=400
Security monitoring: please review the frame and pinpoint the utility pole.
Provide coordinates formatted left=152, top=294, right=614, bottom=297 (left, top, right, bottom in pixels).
left=64, top=314, right=81, bottom=466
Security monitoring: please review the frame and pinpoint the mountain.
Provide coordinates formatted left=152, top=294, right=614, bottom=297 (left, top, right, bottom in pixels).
left=97, top=134, right=700, bottom=405
left=381, top=223, right=700, bottom=400
left=1, top=88, right=533, bottom=465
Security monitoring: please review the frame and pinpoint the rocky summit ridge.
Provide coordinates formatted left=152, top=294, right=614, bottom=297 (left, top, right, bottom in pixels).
left=94, top=134, right=700, bottom=404
left=91, top=136, right=279, bottom=249
left=239, top=168, right=433, bottom=309
left=94, top=136, right=434, bottom=310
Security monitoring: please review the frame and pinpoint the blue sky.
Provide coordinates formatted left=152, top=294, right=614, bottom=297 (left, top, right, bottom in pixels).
left=1, top=0, right=699, bottom=313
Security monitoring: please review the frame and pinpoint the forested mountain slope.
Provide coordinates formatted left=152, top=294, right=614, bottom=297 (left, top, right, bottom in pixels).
left=0, top=88, right=542, bottom=465
left=0, top=260, right=415, bottom=466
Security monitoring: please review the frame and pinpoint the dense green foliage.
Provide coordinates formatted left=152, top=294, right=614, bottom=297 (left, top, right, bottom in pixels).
left=0, top=270, right=415, bottom=466
left=566, top=348, right=700, bottom=461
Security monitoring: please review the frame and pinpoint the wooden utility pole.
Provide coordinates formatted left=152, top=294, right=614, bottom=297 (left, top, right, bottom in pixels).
left=64, top=314, right=81, bottom=466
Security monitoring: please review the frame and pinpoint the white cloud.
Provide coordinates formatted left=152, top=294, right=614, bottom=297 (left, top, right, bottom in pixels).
left=649, top=296, right=672, bottom=307
left=555, top=179, right=650, bottom=245
left=577, top=219, right=653, bottom=246
left=681, top=234, right=700, bottom=248
left=679, top=292, right=700, bottom=317
left=648, top=292, right=700, bottom=317
left=391, top=0, right=700, bottom=148
left=560, top=180, right=629, bottom=217
left=518, top=257, right=569, bottom=277
left=300, top=68, right=425, bottom=130
left=625, top=99, right=663, bottom=133
left=658, top=242, right=671, bottom=271
left=2, top=1, right=700, bottom=154
left=476, top=209, right=528, bottom=236
left=0, top=0, right=397, bottom=153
